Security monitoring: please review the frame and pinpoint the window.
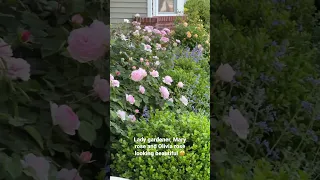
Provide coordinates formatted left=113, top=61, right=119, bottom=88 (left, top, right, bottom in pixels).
left=158, top=0, right=176, bottom=13
left=148, top=0, right=184, bottom=17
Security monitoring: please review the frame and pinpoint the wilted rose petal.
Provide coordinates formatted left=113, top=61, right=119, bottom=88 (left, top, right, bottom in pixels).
left=0, top=38, right=13, bottom=57
left=225, top=107, right=249, bottom=139
left=216, top=63, right=236, bottom=82
left=179, top=96, right=188, bottom=106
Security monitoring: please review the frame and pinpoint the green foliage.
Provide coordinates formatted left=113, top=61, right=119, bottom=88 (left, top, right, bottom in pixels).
left=165, top=57, right=209, bottom=112
left=111, top=110, right=210, bottom=180
left=212, top=0, right=320, bottom=179
left=172, top=22, right=209, bottom=53
left=184, top=0, right=210, bottom=29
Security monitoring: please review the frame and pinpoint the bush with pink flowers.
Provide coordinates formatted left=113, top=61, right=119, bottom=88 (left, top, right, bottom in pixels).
left=0, top=1, right=109, bottom=179
left=109, top=19, right=210, bottom=178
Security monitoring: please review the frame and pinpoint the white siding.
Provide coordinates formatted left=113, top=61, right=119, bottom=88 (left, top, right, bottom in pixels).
left=110, top=0, right=148, bottom=24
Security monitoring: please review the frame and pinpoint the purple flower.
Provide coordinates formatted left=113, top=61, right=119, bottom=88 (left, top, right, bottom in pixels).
left=307, top=130, right=318, bottom=142
left=256, top=121, right=273, bottom=133
left=273, top=60, right=286, bottom=71
left=301, top=101, right=313, bottom=113
left=272, top=20, right=285, bottom=26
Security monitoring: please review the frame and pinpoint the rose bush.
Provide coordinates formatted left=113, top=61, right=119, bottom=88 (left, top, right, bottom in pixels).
left=109, top=17, right=210, bottom=178
left=0, top=0, right=109, bottom=179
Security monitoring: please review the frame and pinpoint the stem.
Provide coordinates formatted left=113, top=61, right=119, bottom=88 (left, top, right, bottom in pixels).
left=69, top=92, right=95, bottom=104
left=268, top=108, right=300, bottom=156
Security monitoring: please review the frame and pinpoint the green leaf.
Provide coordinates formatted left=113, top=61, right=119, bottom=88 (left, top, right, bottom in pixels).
left=91, top=103, right=107, bottom=116
left=77, top=108, right=92, bottom=121
left=21, top=11, right=48, bottom=29
left=38, top=38, right=66, bottom=58
left=83, top=76, right=94, bottom=87
left=92, top=114, right=103, bottom=129
left=78, top=121, right=96, bottom=145
left=5, top=154, right=22, bottom=179
left=71, top=0, right=85, bottom=13
left=24, top=125, right=44, bottom=149
left=8, top=117, right=35, bottom=127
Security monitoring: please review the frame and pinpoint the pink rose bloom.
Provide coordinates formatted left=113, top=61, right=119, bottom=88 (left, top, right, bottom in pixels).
left=145, top=62, right=150, bottom=66
left=139, top=85, right=145, bottom=94
left=110, top=74, right=114, bottom=81
left=144, top=44, right=152, bottom=52
left=128, top=115, right=136, bottom=122
left=156, top=43, right=162, bottom=50
left=117, top=110, right=126, bottom=120
left=57, top=169, right=82, bottom=180
left=126, top=94, right=135, bottom=104
left=0, top=38, right=13, bottom=57
left=177, top=82, right=184, bottom=88
left=159, top=86, right=170, bottom=99
left=50, top=102, right=80, bottom=135
left=153, top=29, right=161, bottom=34
left=67, top=20, right=109, bottom=63
left=162, top=76, right=173, bottom=85
left=149, top=70, right=159, bottom=77
left=79, top=151, right=93, bottom=164
left=163, top=28, right=171, bottom=33
left=140, top=58, right=144, bottom=62
left=71, top=14, right=83, bottom=24
left=3, top=57, right=30, bottom=81
left=89, top=20, right=109, bottom=42
left=144, top=26, right=153, bottom=33
left=115, top=71, right=121, bottom=76
left=160, top=37, right=169, bottom=43
left=160, top=30, right=167, bottom=36
left=111, top=80, right=120, bottom=87
left=93, top=75, right=109, bottom=102
left=132, top=66, right=136, bottom=69
left=21, top=153, right=50, bottom=180
left=135, top=109, right=139, bottom=113
left=130, top=68, right=147, bottom=81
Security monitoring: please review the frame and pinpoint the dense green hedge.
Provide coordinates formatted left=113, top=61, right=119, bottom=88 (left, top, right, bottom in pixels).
left=111, top=110, right=210, bottom=180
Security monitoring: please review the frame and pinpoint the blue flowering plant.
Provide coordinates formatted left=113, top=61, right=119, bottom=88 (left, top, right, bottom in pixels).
left=211, top=0, right=320, bottom=179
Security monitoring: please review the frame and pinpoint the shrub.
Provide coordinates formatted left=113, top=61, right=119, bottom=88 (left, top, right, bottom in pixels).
left=111, top=110, right=210, bottom=180
left=164, top=57, right=210, bottom=112
left=172, top=21, right=209, bottom=54
left=110, top=21, right=196, bottom=134
left=184, top=0, right=210, bottom=29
